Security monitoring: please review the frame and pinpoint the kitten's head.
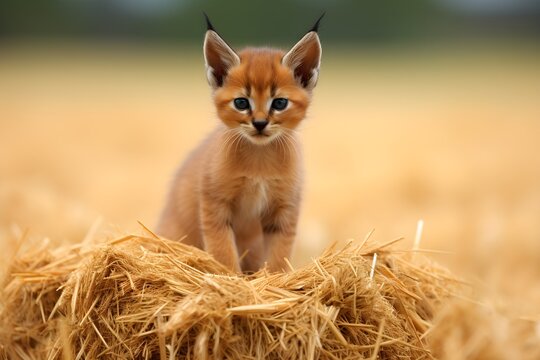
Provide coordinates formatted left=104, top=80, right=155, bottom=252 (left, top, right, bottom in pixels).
left=203, top=14, right=323, bottom=145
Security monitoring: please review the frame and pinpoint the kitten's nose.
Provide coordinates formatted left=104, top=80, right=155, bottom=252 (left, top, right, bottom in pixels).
left=252, top=119, right=269, bottom=132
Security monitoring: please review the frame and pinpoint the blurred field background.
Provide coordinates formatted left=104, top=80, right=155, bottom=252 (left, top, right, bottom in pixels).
left=1, top=0, right=540, bottom=325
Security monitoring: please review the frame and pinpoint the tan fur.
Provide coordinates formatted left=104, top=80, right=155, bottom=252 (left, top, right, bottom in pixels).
left=156, top=27, right=321, bottom=273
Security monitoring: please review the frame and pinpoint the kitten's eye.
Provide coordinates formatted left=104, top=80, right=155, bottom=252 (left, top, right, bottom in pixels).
left=233, top=98, right=250, bottom=111
left=271, top=98, right=288, bottom=111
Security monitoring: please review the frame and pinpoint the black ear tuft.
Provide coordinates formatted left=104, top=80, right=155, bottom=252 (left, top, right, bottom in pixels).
left=203, top=12, right=215, bottom=31
left=309, top=12, right=326, bottom=33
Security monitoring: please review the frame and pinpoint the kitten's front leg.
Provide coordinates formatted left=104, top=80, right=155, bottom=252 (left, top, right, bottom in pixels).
left=200, top=195, right=241, bottom=273
left=263, top=204, right=299, bottom=272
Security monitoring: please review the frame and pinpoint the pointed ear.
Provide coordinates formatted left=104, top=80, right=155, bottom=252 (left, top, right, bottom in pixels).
left=282, top=31, right=322, bottom=90
left=203, top=25, right=240, bottom=89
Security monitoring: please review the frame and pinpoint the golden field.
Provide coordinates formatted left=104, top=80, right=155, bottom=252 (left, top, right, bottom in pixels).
left=1, top=41, right=540, bottom=324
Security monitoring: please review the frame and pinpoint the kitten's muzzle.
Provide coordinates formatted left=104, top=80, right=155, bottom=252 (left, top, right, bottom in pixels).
left=252, top=119, right=269, bottom=133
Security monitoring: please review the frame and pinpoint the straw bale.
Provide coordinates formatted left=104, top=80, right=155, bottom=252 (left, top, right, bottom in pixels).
left=1, top=234, right=460, bottom=359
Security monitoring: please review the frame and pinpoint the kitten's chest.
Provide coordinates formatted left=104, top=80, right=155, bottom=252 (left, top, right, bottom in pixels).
left=235, top=177, right=270, bottom=217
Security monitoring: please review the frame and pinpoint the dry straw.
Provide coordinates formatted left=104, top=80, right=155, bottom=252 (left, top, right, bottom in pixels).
left=0, top=231, right=461, bottom=359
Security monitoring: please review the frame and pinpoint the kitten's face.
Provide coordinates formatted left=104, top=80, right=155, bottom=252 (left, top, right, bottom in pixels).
left=214, top=49, right=310, bottom=145
left=204, top=26, right=321, bottom=145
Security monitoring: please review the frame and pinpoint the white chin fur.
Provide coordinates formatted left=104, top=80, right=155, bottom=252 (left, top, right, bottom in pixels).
left=243, top=132, right=279, bottom=145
